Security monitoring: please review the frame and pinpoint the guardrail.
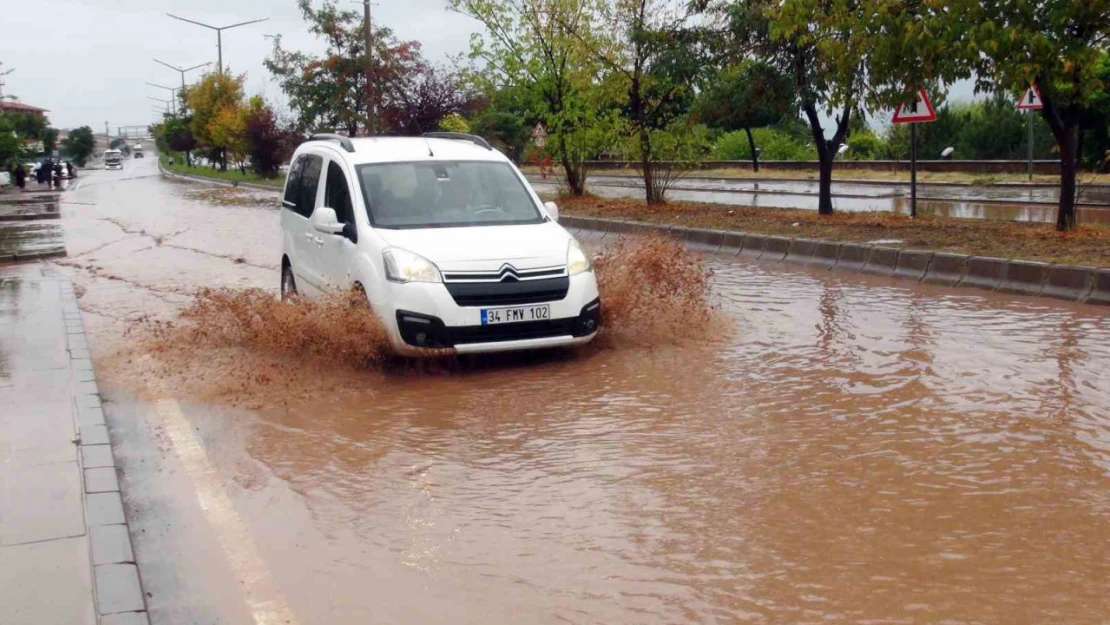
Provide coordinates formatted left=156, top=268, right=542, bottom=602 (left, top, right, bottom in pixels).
left=525, top=159, right=1064, bottom=175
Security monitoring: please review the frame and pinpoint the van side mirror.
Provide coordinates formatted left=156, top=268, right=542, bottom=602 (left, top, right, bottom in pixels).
left=544, top=201, right=559, bottom=223
left=311, top=207, right=345, bottom=234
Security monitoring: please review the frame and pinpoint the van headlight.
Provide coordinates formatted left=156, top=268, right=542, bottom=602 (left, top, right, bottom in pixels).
left=383, top=248, right=442, bottom=283
left=567, top=239, right=592, bottom=276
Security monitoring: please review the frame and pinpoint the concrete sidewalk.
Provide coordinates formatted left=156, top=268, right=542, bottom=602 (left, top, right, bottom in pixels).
left=0, top=264, right=148, bottom=624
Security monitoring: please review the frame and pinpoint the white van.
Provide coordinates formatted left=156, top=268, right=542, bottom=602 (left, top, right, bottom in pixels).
left=279, top=133, right=601, bottom=356
left=104, top=149, right=122, bottom=170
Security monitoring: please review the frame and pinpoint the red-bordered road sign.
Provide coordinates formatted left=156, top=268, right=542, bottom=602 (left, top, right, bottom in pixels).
left=1017, top=84, right=1044, bottom=110
left=892, top=87, right=937, bottom=124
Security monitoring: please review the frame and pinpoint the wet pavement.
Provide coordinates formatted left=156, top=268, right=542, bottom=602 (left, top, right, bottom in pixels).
left=528, top=175, right=1110, bottom=224
left=51, top=157, right=1110, bottom=624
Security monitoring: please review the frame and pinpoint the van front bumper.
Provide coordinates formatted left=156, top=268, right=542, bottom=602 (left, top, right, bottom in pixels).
left=382, top=272, right=601, bottom=355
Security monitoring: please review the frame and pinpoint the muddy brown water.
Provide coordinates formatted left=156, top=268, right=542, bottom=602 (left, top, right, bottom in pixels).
left=51, top=159, right=1110, bottom=624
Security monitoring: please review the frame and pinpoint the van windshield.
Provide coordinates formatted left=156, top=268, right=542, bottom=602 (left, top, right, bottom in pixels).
left=356, top=161, right=544, bottom=229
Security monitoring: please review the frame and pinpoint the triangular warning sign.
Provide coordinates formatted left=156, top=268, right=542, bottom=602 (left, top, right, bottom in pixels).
left=892, top=88, right=937, bottom=124
left=1017, top=84, right=1043, bottom=110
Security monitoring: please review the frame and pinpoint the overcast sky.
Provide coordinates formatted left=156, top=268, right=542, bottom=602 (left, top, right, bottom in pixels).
left=3, top=0, right=978, bottom=135
left=2, top=0, right=480, bottom=131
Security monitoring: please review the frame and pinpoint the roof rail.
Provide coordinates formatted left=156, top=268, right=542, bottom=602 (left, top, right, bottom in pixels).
left=307, top=133, right=355, bottom=153
left=422, top=132, right=493, bottom=151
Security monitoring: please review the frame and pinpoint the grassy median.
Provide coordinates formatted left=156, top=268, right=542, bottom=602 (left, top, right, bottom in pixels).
left=161, top=154, right=285, bottom=189
left=557, top=195, right=1110, bottom=267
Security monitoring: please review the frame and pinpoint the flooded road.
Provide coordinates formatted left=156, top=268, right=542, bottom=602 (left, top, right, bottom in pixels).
left=528, top=175, right=1110, bottom=224
left=54, top=157, right=1110, bottom=624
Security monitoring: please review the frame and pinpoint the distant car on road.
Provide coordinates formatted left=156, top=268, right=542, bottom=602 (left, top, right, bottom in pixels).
left=104, top=149, right=123, bottom=170
left=279, top=132, right=601, bottom=356
left=133, top=144, right=144, bottom=158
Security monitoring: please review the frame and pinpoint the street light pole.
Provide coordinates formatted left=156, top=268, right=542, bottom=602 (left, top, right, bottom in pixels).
left=166, top=14, right=268, bottom=74
left=153, top=59, right=210, bottom=115
left=146, top=83, right=178, bottom=116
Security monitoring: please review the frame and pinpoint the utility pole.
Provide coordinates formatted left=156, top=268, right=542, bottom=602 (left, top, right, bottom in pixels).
left=153, top=59, right=210, bottom=115
left=0, top=65, right=13, bottom=99
left=364, top=0, right=375, bottom=135
left=105, top=121, right=110, bottom=151
left=166, top=14, right=268, bottom=74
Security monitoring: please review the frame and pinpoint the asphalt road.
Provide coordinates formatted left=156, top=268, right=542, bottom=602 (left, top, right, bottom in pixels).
left=49, top=155, right=1110, bottom=624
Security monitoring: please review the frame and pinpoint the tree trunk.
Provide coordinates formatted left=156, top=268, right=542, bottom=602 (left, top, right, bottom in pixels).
left=1041, top=94, right=1079, bottom=232
left=561, top=154, right=586, bottom=196
left=802, top=103, right=833, bottom=215
left=744, top=126, right=759, bottom=173
left=1056, top=124, right=1078, bottom=231
left=639, top=127, right=657, bottom=204
left=185, top=150, right=192, bottom=167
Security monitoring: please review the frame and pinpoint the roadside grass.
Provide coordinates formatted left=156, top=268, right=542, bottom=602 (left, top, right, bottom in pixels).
left=161, top=154, right=285, bottom=189
left=555, top=194, right=1110, bottom=267
left=521, top=165, right=1110, bottom=186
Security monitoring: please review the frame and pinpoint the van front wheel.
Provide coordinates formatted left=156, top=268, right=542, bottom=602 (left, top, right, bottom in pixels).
left=281, top=265, right=297, bottom=301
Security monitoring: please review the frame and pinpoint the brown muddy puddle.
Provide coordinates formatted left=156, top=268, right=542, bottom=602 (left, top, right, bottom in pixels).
left=60, top=166, right=1110, bottom=624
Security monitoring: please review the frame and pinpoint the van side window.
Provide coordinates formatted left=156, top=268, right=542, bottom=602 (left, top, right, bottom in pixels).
left=283, top=155, right=306, bottom=211
left=299, top=155, right=323, bottom=217
left=325, top=161, right=355, bottom=226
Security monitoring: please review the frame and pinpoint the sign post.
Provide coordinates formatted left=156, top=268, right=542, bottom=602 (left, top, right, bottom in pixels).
left=892, top=87, right=937, bottom=218
left=1016, top=84, right=1044, bottom=181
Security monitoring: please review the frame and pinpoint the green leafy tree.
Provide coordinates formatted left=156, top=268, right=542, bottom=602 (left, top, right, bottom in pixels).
left=709, top=0, right=866, bottom=214
left=185, top=72, right=246, bottom=171
left=865, top=0, right=1110, bottom=230
left=266, top=0, right=426, bottom=136
left=61, top=126, right=95, bottom=166
left=42, top=127, right=59, bottom=156
left=580, top=0, right=705, bottom=203
left=437, top=113, right=470, bottom=133
left=165, top=117, right=199, bottom=165
left=449, top=0, right=612, bottom=196
left=693, top=59, right=794, bottom=171
left=468, top=87, right=534, bottom=161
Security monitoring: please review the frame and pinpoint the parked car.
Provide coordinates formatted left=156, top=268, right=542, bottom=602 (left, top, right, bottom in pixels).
left=280, top=132, right=601, bottom=356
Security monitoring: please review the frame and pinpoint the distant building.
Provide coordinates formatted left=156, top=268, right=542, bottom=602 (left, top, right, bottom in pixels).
left=0, top=100, right=49, bottom=116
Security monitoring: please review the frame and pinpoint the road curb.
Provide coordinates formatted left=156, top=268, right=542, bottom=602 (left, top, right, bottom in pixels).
left=559, top=215, right=1109, bottom=306
left=53, top=272, right=151, bottom=625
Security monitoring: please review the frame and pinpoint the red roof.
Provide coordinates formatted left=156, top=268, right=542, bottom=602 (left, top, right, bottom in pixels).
left=0, top=100, right=49, bottom=114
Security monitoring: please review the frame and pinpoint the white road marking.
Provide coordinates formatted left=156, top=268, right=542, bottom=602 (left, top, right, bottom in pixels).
left=154, top=397, right=300, bottom=625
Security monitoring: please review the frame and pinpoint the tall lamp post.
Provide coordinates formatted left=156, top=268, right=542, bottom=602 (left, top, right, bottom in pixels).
left=146, top=84, right=179, bottom=116
left=166, top=14, right=268, bottom=74
left=152, top=60, right=209, bottom=114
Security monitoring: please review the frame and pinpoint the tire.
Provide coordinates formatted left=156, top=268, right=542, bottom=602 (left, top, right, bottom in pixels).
left=281, top=265, right=297, bottom=300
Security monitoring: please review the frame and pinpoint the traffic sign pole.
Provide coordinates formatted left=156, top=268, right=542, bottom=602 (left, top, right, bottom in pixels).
left=911, top=123, right=917, bottom=218
left=1027, top=111, right=1033, bottom=181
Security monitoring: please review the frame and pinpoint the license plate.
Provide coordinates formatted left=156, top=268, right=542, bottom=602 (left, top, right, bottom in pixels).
left=481, top=304, right=550, bottom=325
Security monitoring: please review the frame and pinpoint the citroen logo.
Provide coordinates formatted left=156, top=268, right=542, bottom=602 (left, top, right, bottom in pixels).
left=498, top=263, right=520, bottom=282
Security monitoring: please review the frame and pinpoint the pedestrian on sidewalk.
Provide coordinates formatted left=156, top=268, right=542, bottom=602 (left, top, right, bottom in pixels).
left=14, top=163, right=27, bottom=189
left=36, top=161, right=46, bottom=186
left=66, top=162, right=75, bottom=179
left=43, top=158, right=54, bottom=189
left=53, top=161, right=63, bottom=189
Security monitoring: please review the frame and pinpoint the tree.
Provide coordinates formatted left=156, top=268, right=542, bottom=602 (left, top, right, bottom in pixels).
left=61, top=126, right=95, bottom=166
left=266, top=0, right=426, bottom=136
left=582, top=0, right=705, bottom=204
left=165, top=117, right=198, bottom=166
left=864, top=0, right=1110, bottom=230
left=450, top=0, right=612, bottom=196
left=693, top=59, right=794, bottom=171
left=438, top=113, right=470, bottom=133
left=185, top=72, right=246, bottom=171
left=243, top=96, right=294, bottom=177
left=208, top=105, right=249, bottom=173
left=382, top=66, right=477, bottom=134
left=42, top=127, right=59, bottom=156
left=469, top=87, right=534, bottom=161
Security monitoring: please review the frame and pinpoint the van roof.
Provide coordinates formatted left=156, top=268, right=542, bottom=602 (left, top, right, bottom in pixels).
left=296, top=136, right=508, bottom=166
